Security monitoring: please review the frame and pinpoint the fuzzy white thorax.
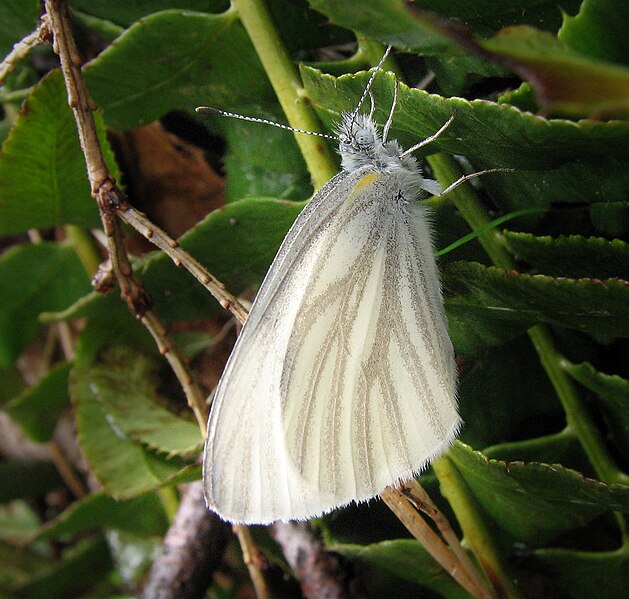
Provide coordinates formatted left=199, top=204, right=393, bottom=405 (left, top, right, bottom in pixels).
left=336, top=112, right=443, bottom=199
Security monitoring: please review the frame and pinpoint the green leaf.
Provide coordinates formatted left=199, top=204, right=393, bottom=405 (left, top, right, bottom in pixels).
left=449, top=442, right=629, bottom=545
left=566, top=362, right=629, bottom=461
left=12, top=536, right=113, bottom=599
left=0, top=501, right=41, bottom=545
left=33, top=491, right=168, bottom=541
left=73, top=362, right=201, bottom=498
left=89, top=346, right=203, bottom=456
left=220, top=108, right=312, bottom=201
left=332, top=540, right=471, bottom=599
left=498, top=81, right=539, bottom=112
left=426, top=53, right=508, bottom=96
left=425, top=0, right=583, bottom=34
left=528, top=547, right=629, bottom=599
left=559, top=0, right=629, bottom=65
left=306, top=0, right=458, bottom=54
left=0, top=0, right=40, bottom=57
left=0, top=537, right=51, bottom=591
left=70, top=0, right=229, bottom=27
left=503, top=231, right=629, bottom=279
left=0, top=70, right=118, bottom=234
left=458, top=337, right=561, bottom=449
left=307, top=0, right=582, bottom=53
left=5, top=362, right=71, bottom=443
left=266, top=0, right=354, bottom=52
left=484, top=431, right=590, bottom=476
left=0, top=365, right=25, bottom=406
left=481, top=26, right=629, bottom=117
left=590, top=201, right=629, bottom=237
left=135, top=197, right=305, bottom=320
left=43, top=292, right=151, bottom=342
left=444, top=262, right=629, bottom=353
left=70, top=10, right=125, bottom=43
left=0, top=242, right=91, bottom=367
left=83, top=10, right=275, bottom=130
left=74, top=0, right=350, bottom=54
left=0, top=461, right=63, bottom=503
left=72, top=320, right=200, bottom=499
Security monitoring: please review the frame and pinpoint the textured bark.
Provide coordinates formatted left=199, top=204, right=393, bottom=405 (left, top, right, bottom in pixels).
left=141, top=481, right=229, bottom=599
left=271, top=521, right=364, bottom=599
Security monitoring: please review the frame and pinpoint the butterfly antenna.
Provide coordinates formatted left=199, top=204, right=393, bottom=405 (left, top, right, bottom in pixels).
left=350, top=45, right=392, bottom=124
left=196, top=106, right=336, bottom=141
left=367, top=91, right=376, bottom=120
left=400, top=113, right=456, bottom=157
left=437, top=168, right=515, bottom=197
left=382, top=79, right=398, bottom=143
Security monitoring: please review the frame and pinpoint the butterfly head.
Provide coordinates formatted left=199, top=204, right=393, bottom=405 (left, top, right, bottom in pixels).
left=337, top=112, right=379, bottom=167
left=336, top=111, right=419, bottom=178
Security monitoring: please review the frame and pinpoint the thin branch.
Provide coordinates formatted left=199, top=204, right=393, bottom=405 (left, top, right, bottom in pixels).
left=44, top=0, right=218, bottom=433
left=119, top=206, right=248, bottom=324
left=48, top=312, right=87, bottom=499
left=43, top=7, right=272, bottom=598
left=141, top=311, right=207, bottom=436
left=0, top=18, right=49, bottom=86
left=271, top=521, right=363, bottom=599
left=141, top=481, right=230, bottom=599
left=0, top=86, right=34, bottom=103
left=432, top=457, right=523, bottom=599
left=48, top=440, right=87, bottom=499
left=380, top=486, right=488, bottom=599
left=233, top=525, right=273, bottom=599
left=401, top=479, right=493, bottom=598
left=43, top=0, right=247, bottom=323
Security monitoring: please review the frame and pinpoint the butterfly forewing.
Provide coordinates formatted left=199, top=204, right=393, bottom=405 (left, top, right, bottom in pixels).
left=204, top=173, right=354, bottom=523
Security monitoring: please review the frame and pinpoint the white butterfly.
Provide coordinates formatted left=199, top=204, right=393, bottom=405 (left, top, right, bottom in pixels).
left=202, top=49, right=464, bottom=524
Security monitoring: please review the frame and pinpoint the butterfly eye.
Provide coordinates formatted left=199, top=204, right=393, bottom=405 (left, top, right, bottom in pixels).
left=355, top=129, right=374, bottom=146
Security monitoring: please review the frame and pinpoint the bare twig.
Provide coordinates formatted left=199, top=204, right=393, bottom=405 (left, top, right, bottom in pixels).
left=0, top=18, right=49, bottom=86
left=271, top=521, right=363, bottom=599
left=401, top=479, right=494, bottom=598
left=141, top=481, right=230, bottom=599
left=49, top=317, right=87, bottom=498
left=233, top=525, right=273, bottom=599
left=48, top=440, right=87, bottom=499
left=141, top=311, right=207, bottom=437
left=43, top=0, right=213, bottom=432
left=380, top=486, right=489, bottom=599
left=120, top=207, right=248, bottom=324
